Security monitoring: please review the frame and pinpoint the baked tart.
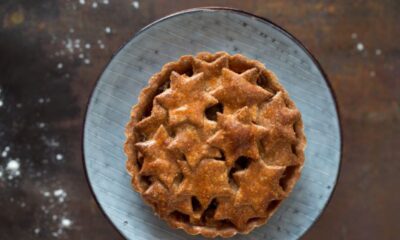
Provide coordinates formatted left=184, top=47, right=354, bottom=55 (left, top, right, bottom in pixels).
left=124, top=51, right=306, bottom=238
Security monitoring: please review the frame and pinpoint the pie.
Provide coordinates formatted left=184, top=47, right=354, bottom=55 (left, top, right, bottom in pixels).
left=124, top=51, right=306, bottom=238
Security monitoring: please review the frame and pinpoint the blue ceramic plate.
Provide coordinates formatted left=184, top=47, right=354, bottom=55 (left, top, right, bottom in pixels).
left=83, top=8, right=341, bottom=240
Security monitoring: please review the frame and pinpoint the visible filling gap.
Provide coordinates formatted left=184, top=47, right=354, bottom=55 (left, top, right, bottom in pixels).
left=173, top=173, right=183, bottom=187
left=142, top=79, right=170, bottom=118
left=228, top=168, right=239, bottom=190
left=216, top=219, right=235, bottom=229
left=200, top=198, right=218, bottom=224
left=256, top=73, right=277, bottom=94
left=178, top=66, right=194, bottom=77
left=235, top=156, right=251, bottom=170
left=291, top=144, right=297, bottom=155
left=229, top=63, right=253, bottom=74
left=191, top=196, right=202, bottom=213
left=136, top=152, right=144, bottom=170
left=266, top=200, right=281, bottom=212
left=182, top=154, right=187, bottom=162
left=140, top=175, right=152, bottom=189
left=215, top=149, right=226, bottom=161
left=205, top=103, right=223, bottom=121
left=279, top=165, right=298, bottom=191
left=228, top=156, right=252, bottom=190
left=169, top=211, right=190, bottom=223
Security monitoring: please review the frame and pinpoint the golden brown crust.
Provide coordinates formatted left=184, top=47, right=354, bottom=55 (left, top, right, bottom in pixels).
left=124, top=51, right=306, bottom=238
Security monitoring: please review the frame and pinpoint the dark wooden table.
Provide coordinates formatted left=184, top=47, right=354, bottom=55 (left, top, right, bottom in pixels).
left=0, top=1, right=398, bottom=239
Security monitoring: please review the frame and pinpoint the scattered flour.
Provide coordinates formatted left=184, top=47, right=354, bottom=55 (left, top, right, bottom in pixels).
left=6, top=159, right=20, bottom=178
left=97, top=40, right=105, bottom=49
left=41, top=205, right=48, bottom=214
left=64, top=39, right=74, bottom=53
left=132, top=1, right=139, bottom=9
left=53, top=188, right=67, bottom=202
left=61, top=218, right=73, bottom=228
left=1, top=146, right=10, bottom=157
left=6, top=160, right=19, bottom=171
left=375, top=49, right=382, bottom=55
left=50, top=217, right=73, bottom=237
left=74, top=39, right=81, bottom=49
left=2, top=3, right=119, bottom=237
left=41, top=136, right=60, bottom=147
left=351, top=33, right=357, bottom=39
left=56, top=153, right=63, bottom=160
left=356, top=42, right=364, bottom=51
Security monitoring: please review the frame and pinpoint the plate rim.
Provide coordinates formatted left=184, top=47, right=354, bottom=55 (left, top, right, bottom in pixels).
left=81, top=7, right=343, bottom=239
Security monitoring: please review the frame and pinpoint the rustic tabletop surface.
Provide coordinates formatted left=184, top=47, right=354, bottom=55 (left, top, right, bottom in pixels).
left=0, top=1, right=398, bottom=240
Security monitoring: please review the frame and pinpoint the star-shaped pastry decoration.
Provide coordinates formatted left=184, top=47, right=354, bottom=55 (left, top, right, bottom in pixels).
left=168, top=126, right=221, bottom=168
left=135, top=125, right=180, bottom=189
left=257, top=91, right=301, bottom=166
left=156, top=71, right=218, bottom=127
left=193, top=54, right=229, bottom=84
left=262, top=140, right=298, bottom=166
left=135, top=103, right=167, bottom=138
left=143, top=181, right=193, bottom=218
left=176, top=159, right=233, bottom=208
left=207, top=107, right=269, bottom=167
left=214, top=198, right=266, bottom=231
left=233, top=160, right=286, bottom=212
left=211, top=68, right=273, bottom=113
left=257, top=91, right=300, bottom=143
